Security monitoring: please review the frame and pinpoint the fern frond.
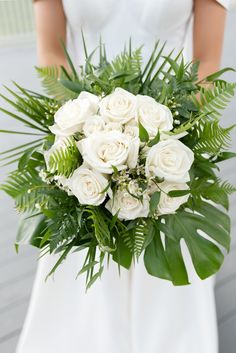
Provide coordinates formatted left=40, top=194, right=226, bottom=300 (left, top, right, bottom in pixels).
left=133, top=219, right=148, bottom=258
left=193, top=120, right=234, bottom=154
left=111, top=47, right=142, bottom=79
left=122, top=219, right=148, bottom=260
left=202, top=180, right=235, bottom=210
left=48, top=137, right=80, bottom=177
left=0, top=168, right=50, bottom=212
left=86, top=206, right=115, bottom=252
left=218, top=180, right=236, bottom=195
left=191, top=81, right=236, bottom=118
left=49, top=213, right=79, bottom=252
left=36, top=66, right=77, bottom=101
left=170, top=113, right=205, bottom=135
left=106, top=47, right=142, bottom=92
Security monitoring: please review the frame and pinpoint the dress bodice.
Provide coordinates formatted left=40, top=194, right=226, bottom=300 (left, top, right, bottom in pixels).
left=62, top=0, right=233, bottom=64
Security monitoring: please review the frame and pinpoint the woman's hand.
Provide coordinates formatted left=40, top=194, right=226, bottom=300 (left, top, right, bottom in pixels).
left=33, top=0, right=67, bottom=67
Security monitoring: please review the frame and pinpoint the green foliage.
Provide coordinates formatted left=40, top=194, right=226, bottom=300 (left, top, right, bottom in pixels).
left=138, top=122, right=149, bottom=142
left=204, top=67, right=236, bottom=82
left=0, top=83, right=56, bottom=166
left=45, top=204, right=82, bottom=253
left=144, top=227, right=189, bottom=285
left=16, top=214, right=48, bottom=248
left=78, top=244, right=105, bottom=291
left=145, top=200, right=230, bottom=284
left=86, top=206, right=115, bottom=252
left=190, top=177, right=236, bottom=210
left=108, top=46, right=142, bottom=91
left=122, top=219, right=154, bottom=260
left=149, top=191, right=161, bottom=216
left=0, top=138, right=44, bottom=167
left=86, top=45, right=143, bottom=95
left=48, top=137, right=80, bottom=177
left=0, top=83, right=53, bottom=133
left=36, top=66, right=78, bottom=101
left=0, top=168, right=49, bottom=212
left=191, top=81, right=236, bottom=118
left=0, top=35, right=236, bottom=288
left=193, top=120, right=235, bottom=155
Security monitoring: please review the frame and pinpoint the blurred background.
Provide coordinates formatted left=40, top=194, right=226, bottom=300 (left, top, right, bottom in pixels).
left=0, top=1, right=235, bottom=352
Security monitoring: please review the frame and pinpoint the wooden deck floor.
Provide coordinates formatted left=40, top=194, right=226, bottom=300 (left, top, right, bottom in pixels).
left=0, top=11, right=236, bottom=353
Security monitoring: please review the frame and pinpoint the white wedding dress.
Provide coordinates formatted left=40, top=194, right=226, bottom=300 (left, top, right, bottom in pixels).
left=16, top=1, right=234, bottom=353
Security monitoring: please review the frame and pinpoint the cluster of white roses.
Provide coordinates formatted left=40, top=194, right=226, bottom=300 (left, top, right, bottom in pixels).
left=44, top=87, right=194, bottom=221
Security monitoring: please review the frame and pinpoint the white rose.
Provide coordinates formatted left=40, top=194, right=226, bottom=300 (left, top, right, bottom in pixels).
left=50, top=91, right=99, bottom=136
left=83, top=114, right=106, bottom=136
left=99, top=87, right=137, bottom=124
left=78, top=131, right=139, bottom=173
left=124, top=124, right=139, bottom=139
left=145, top=139, right=194, bottom=182
left=156, top=181, right=190, bottom=215
left=67, top=166, right=108, bottom=206
left=106, top=183, right=150, bottom=220
left=137, top=95, right=173, bottom=138
left=104, top=121, right=123, bottom=133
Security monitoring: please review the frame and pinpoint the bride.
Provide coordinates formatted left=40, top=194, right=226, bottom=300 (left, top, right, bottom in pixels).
left=16, top=1, right=233, bottom=352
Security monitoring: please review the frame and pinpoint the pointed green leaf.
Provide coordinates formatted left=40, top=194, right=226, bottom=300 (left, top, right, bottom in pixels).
left=138, top=122, right=149, bottom=142
left=149, top=191, right=161, bottom=216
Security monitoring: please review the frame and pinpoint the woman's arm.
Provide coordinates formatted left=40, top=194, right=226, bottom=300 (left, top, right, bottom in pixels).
left=193, top=0, right=227, bottom=80
left=33, top=0, right=67, bottom=67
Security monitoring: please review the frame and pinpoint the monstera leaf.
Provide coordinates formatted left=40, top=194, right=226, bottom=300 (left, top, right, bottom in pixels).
left=144, top=201, right=230, bottom=285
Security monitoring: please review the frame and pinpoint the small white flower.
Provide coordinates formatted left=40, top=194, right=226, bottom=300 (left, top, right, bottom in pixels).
left=39, top=169, right=52, bottom=184
left=99, top=87, right=137, bottom=124
left=53, top=174, right=72, bottom=194
left=78, top=131, right=139, bottom=174
left=137, top=95, right=173, bottom=138
left=50, top=91, right=99, bottom=136
left=145, top=139, right=194, bottom=182
left=67, top=165, right=108, bottom=206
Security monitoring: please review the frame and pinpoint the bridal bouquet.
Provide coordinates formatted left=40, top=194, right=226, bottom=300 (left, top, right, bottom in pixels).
left=1, top=38, right=236, bottom=289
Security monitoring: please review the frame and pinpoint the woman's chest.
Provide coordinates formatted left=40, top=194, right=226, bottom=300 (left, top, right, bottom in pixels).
left=62, top=0, right=193, bottom=36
